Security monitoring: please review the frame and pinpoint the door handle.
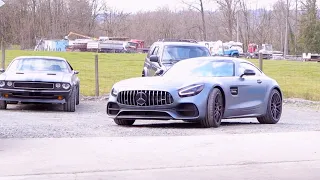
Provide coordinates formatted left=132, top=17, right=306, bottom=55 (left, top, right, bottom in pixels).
left=257, top=79, right=262, bottom=84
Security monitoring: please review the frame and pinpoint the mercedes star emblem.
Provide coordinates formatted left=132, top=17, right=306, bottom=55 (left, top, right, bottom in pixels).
left=135, top=92, right=147, bottom=106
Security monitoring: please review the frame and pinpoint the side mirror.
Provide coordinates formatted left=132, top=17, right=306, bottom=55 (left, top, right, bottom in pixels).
left=150, top=55, right=159, bottom=62
left=0, top=68, right=5, bottom=73
left=155, top=69, right=164, bottom=76
left=240, top=69, right=255, bottom=78
left=74, top=71, right=79, bottom=74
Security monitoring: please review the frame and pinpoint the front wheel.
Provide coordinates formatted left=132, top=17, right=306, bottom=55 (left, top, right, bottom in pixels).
left=76, top=85, right=80, bottom=105
left=63, top=89, right=76, bottom=112
left=257, top=89, right=282, bottom=124
left=0, top=100, right=7, bottom=109
left=114, top=118, right=135, bottom=126
left=200, top=88, right=224, bottom=128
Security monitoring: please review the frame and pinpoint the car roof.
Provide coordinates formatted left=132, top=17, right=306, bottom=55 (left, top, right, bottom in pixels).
left=181, top=56, right=253, bottom=64
left=13, top=56, right=67, bottom=61
left=163, top=42, right=205, bottom=46
left=153, top=41, right=207, bottom=47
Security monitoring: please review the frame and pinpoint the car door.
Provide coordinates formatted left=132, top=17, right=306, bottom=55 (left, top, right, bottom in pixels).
left=228, top=62, right=268, bottom=116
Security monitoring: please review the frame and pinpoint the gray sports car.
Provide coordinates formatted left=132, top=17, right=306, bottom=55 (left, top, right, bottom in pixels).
left=0, top=56, right=80, bottom=112
left=106, top=56, right=283, bottom=128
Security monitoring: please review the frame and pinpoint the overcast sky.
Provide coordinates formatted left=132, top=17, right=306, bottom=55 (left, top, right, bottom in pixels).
left=103, top=0, right=320, bottom=13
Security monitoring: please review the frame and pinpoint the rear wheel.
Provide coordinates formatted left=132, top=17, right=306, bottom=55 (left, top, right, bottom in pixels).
left=114, top=118, right=135, bottom=126
left=0, top=100, right=7, bottom=109
left=200, top=88, right=224, bottom=128
left=257, top=89, right=282, bottom=124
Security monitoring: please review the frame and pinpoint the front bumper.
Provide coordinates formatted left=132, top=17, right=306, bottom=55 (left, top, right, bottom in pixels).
left=0, top=88, right=72, bottom=104
left=106, top=91, right=208, bottom=121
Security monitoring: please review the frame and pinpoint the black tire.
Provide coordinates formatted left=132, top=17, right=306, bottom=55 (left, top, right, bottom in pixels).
left=257, top=89, right=282, bottom=124
left=0, top=100, right=7, bottom=109
left=76, top=85, right=80, bottom=105
left=232, top=54, right=239, bottom=58
left=200, top=88, right=224, bottom=128
left=63, top=89, right=76, bottom=112
left=114, top=118, right=135, bottom=126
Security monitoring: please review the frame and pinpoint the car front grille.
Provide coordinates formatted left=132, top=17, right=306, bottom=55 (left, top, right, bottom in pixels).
left=117, top=90, right=174, bottom=106
left=13, top=82, right=54, bottom=90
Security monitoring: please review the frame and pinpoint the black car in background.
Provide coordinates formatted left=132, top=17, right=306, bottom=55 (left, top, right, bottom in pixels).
left=0, top=56, right=80, bottom=112
left=142, top=39, right=211, bottom=76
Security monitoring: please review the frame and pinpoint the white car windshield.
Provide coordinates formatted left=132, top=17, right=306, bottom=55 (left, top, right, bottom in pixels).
left=163, top=60, right=235, bottom=77
left=7, top=58, right=70, bottom=73
left=162, top=45, right=210, bottom=62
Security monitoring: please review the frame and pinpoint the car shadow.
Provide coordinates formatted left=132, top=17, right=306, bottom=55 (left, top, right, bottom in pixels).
left=132, top=121, right=261, bottom=129
left=5, top=103, right=64, bottom=112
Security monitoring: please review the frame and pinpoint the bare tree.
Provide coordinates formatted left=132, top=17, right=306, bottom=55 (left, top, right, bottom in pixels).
left=213, top=0, right=241, bottom=41
left=239, top=0, right=251, bottom=50
left=0, top=0, right=314, bottom=50
left=98, top=5, right=131, bottom=37
left=181, top=0, right=207, bottom=40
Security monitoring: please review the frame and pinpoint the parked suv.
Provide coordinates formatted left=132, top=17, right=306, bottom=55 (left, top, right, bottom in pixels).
left=142, top=39, right=211, bottom=77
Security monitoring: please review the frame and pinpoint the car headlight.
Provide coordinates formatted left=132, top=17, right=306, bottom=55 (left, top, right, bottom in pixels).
left=7, top=81, right=12, bottom=87
left=55, top=83, right=61, bottom=88
left=178, top=84, right=205, bottom=97
left=0, top=80, right=5, bottom=87
left=111, top=87, right=118, bottom=96
left=62, top=83, right=70, bottom=90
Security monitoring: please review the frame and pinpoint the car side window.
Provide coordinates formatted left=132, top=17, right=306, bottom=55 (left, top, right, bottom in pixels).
left=238, top=62, right=262, bottom=76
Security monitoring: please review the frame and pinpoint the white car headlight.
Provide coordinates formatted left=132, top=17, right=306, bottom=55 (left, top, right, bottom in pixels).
left=0, top=80, right=5, bottom=87
left=6, top=81, right=12, bottom=87
left=111, top=87, right=119, bottom=96
left=62, top=83, right=70, bottom=90
left=55, top=83, right=61, bottom=88
left=178, top=84, right=205, bottom=97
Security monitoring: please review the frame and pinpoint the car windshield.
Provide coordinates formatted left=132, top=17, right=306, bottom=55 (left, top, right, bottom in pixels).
left=7, top=58, right=70, bottom=73
left=264, top=44, right=272, bottom=51
left=162, top=45, right=210, bottom=62
left=163, top=59, right=235, bottom=77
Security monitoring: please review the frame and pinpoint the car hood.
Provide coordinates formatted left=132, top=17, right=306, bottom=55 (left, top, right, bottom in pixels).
left=114, top=76, right=207, bottom=91
left=0, top=71, right=71, bottom=82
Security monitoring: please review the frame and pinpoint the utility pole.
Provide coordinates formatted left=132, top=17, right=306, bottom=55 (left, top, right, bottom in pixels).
left=284, top=0, right=289, bottom=59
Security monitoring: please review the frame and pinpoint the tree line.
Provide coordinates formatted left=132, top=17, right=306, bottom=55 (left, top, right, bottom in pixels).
left=0, top=0, right=319, bottom=54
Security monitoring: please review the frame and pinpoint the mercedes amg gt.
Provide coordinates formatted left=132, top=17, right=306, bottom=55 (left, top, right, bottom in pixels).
left=106, top=57, right=283, bottom=128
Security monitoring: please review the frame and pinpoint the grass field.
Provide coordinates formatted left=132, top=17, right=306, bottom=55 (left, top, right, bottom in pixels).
left=1, top=50, right=320, bottom=101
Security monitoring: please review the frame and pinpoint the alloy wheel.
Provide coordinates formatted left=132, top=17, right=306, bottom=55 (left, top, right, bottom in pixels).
left=214, top=93, right=223, bottom=123
left=270, top=93, right=282, bottom=120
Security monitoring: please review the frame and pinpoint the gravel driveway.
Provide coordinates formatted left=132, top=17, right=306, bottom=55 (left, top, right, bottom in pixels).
left=0, top=98, right=319, bottom=138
